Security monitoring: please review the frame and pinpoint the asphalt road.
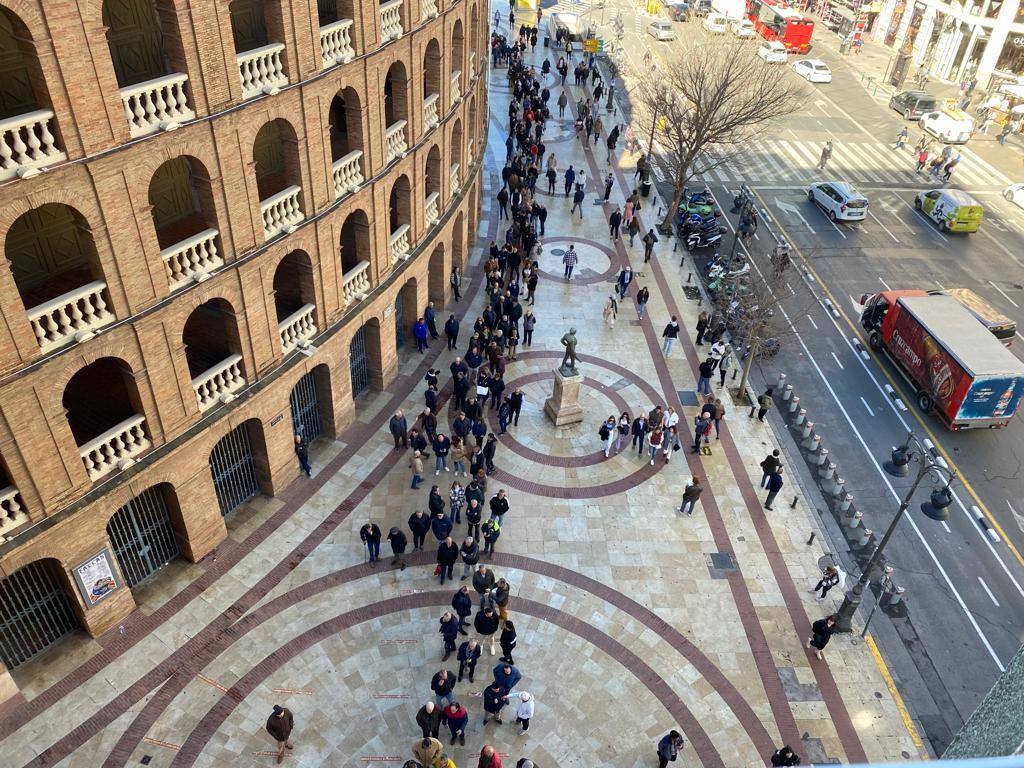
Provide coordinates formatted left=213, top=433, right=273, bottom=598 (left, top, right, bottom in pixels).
left=572, top=0, right=1024, bottom=753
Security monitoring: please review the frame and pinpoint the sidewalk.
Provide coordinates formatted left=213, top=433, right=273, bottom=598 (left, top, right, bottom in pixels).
left=0, top=19, right=924, bottom=768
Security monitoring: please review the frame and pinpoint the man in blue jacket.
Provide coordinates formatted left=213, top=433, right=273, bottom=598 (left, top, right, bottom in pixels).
left=493, top=662, right=521, bottom=693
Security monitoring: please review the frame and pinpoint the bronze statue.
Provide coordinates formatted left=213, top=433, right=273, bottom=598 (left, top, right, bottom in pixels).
left=559, top=328, right=579, bottom=375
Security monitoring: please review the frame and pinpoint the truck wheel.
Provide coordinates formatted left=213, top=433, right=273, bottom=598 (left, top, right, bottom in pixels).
left=917, top=391, right=933, bottom=413
left=868, top=331, right=883, bottom=350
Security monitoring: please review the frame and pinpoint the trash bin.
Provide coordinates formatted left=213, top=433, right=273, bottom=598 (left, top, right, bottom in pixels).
left=840, top=37, right=852, bottom=54
left=544, top=36, right=550, bottom=48
left=641, top=180, right=652, bottom=197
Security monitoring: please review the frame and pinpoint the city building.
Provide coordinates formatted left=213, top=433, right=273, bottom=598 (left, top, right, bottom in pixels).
left=0, top=0, right=486, bottom=701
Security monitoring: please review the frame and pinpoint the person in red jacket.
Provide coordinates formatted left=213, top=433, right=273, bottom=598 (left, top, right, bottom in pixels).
left=443, top=700, right=469, bottom=745
left=478, top=744, right=503, bottom=768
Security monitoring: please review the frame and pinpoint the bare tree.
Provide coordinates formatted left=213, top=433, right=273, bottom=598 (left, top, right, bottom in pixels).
left=635, top=42, right=805, bottom=230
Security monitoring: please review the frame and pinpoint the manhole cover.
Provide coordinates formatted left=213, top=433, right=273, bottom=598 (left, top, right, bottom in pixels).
left=677, top=390, right=700, bottom=406
left=709, top=552, right=737, bottom=571
left=550, top=248, right=565, bottom=256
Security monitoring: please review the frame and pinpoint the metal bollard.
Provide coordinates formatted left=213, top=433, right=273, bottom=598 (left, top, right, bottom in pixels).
left=818, top=460, right=836, bottom=480
left=854, top=526, right=873, bottom=547
left=782, top=384, right=794, bottom=402
left=839, top=493, right=854, bottom=513
left=886, top=586, right=906, bottom=606
left=795, top=408, right=807, bottom=425
left=776, top=372, right=787, bottom=390
left=815, top=447, right=829, bottom=466
left=788, top=396, right=801, bottom=414
left=847, top=511, right=863, bottom=529
left=686, top=272, right=693, bottom=283
left=803, top=432, right=820, bottom=452
left=800, top=421, right=814, bottom=440
left=831, top=477, right=846, bottom=498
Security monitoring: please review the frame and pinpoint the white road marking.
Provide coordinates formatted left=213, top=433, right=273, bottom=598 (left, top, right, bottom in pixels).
left=895, top=193, right=949, bottom=242
left=830, top=351, right=845, bottom=369
left=1008, top=501, right=1024, bottom=533
left=859, top=396, right=873, bottom=415
left=941, top=521, right=952, bottom=533
left=867, top=209, right=900, bottom=242
left=879, top=276, right=892, bottom=290
left=807, top=314, right=818, bottom=329
left=978, top=577, right=1001, bottom=607
left=988, top=280, right=1020, bottom=308
left=977, top=225, right=1024, bottom=269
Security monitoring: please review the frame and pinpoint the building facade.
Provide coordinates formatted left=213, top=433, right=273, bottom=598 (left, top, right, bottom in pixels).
left=0, top=0, right=487, bottom=697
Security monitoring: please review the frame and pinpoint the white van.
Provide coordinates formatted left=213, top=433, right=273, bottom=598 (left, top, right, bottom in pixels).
left=703, top=13, right=728, bottom=32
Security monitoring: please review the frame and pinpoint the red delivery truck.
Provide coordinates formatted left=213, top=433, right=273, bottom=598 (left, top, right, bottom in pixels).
left=860, top=290, right=1024, bottom=430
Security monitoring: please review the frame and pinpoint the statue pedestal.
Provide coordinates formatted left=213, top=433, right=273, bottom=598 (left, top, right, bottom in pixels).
left=545, top=368, right=584, bottom=426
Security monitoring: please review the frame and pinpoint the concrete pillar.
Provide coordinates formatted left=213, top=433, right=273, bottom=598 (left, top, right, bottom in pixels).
left=977, top=0, right=1022, bottom=82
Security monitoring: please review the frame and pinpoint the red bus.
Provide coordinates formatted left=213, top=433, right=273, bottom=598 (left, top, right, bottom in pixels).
left=746, top=0, right=814, bottom=53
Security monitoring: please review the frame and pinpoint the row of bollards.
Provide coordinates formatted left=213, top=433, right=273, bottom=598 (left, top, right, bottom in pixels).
left=773, top=372, right=906, bottom=606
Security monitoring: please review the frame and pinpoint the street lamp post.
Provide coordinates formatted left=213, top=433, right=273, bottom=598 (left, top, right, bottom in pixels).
left=834, top=432, right=954, bottom=632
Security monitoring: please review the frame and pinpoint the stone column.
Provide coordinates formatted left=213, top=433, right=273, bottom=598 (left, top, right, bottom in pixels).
left=544, top=368, right=584, bottom=426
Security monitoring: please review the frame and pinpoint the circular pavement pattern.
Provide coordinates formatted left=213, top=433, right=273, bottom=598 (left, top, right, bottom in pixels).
left=535, top=238, right=616, bottom=286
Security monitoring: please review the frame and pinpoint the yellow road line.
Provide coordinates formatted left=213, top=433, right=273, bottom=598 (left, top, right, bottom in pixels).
left=865, top=634, right=929, bottom=757
left=752, top=187, right=1024, bottom=570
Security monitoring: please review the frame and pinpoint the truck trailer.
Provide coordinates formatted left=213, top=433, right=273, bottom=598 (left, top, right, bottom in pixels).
left=860, top=290, right=1024, bottom=429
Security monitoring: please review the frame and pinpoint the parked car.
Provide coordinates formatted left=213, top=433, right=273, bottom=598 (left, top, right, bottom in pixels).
left=1003, top=182, right=1024, bottom=209
left=692, top=0, right=713, bottom=16
left=647, top=19, right=677, bottom=39
left=807, top=181, right=868, bottom=222
left=666, top=0, right=690, bottom=19
left=756, top=40, right=788, bottom=63
left=888, top=90, right=936, bottom=120
left=792, top=59, right=832, bottom=82
left=730, top=18, right=755, bottom=37
left=919, top=106, right=974, bottom=144
left=703, top=12, right=727, bottom=32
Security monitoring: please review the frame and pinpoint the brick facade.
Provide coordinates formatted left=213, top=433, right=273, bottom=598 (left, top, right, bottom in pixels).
left=0, top=0, right=487, bottom=662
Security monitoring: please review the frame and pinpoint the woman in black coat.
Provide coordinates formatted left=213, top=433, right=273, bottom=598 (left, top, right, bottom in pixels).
left=428, top=486, right=446, bottom=516
left=806, top=614, right=837, bottom=660
left=499, top=619, right=518, bottom=664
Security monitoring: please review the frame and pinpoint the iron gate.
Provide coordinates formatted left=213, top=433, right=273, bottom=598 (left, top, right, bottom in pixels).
left=394, top=295, right=405, bottom=349
left=209, top=423, right=260, bottom=517
left=0, top=560, right=80, bottom=669
left=349, top=326, right=369, bottom=397
left=290, top=371, right=322, bottom=443
left=107, top=485, right=181, bottom=588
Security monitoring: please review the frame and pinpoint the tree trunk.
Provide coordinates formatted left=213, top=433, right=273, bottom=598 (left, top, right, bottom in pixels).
left=660, top=176, right=686, bottom=231
left=737, top=335, right=757, bottom=397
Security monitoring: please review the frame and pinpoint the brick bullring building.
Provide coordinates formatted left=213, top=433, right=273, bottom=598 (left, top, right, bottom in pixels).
left=0, top=0, right=486, bottom=695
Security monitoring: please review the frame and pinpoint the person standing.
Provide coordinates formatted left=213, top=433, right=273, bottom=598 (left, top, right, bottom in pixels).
left=497, top=186, right=510, bottom=220
left=478, top=744, right=503, bottom=768
left=616, top=265, right=632, bottom=300
left=636, top=286, right=650, bottom=320
left=408, top=508, right=430, bottom=551
left=571, top=184, right=586, bottom=220
left=557, top=90, right=568, bottom=118
left=563, top=165, right=575, bottom=196
left=488, top=490, right=509, bottom=525
left=483, top=680, right=506, bottom=725
left=631, top=413, right=649, bottom=456
left=509, top=387, right=524, bottom=426
left=602, top=296, right=617, bottom=329
left=412, top=737, right=443, bottom=768
left=387, top=526, right=407, bottom=570
left=718, top=345, right=733, bottom=386
left=709, top=339, right=726, bottom=369
left=712, top=398, right=726, bottom=439
left=425, top=301, right=440, bottom=340
left=604, top=172, right=614, bottom=201
left=697, top=358, right=714, bottom=396
left=389, top=410, right=409, bottom=451
left=431, top=668, right=457, bottom=708
left=642, top=228, right=659, bottom=262
left=433, top=432, right=451, bottom=475
left=771, top=745, right=801, bottom=766
left=499, top=619, right=517, bottom=664
left=562, top=245, right=578, bottom=279
left=662, top=316, right=680, bottom=355
left=439, top=611, right=460, bottom=660
left=657, top=731, right=684, bottom=768
left=490, top=577, right=511, bottom=621
left=493, top=661, right=521, bottom=693
left=266, top=705, right=294, bottom=765
left=452, top=584, right=473, bottom=634
left=437, top=536, right=459, bottom=584
left=817, top=140, right=833, bottom=170
left=474, top=604, right=500, bottom=655
left=811, top=565, right=840, bottom=602
left=416, top=701, right=442, bottom=739
left=805, top=614, right=837, bottom=659
left=413, top=317, right=429, bottom=353
left=522, top=311, right=536, bottom=344
left=609, top=206, right=622, bottom=240
left=678, top=477, right=703, bottom=516
left=450, top=266, right=462, bottom=301
left=506, top=691, right=534, bottom=733
left=483, top=433, right=499, bottom=474
left=472, top=564, right=495, bottom=608
left=360, top=521, right=382, bottom=566
left=692, top=412, right=711, bottom=454
left=451, top=439, right=468, bottom=479
left=648, top=427, right=664, bottom=466
left=457, top=638, right=482, bottom=682
left=460, top=536, right=479, bottom=580
left=466, top=498, right=483, bottom=542
left=443, top=701, right=469, bottom=745
left=759, top=449, right=781, bottom=487
left=445, top=314, right=460, bottom=350
left=757, top=388, right=773, bottom=422
left=764, top=466, right=784, bottom=510
left=482, top=517, right=501, bottom=556
left=695, top=311, right=709, bottom=345
left=294, top=433, right=311, bottom=477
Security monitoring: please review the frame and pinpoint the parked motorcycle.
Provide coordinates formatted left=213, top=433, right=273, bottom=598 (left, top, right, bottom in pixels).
left=686, top=226, right=726, bottom=251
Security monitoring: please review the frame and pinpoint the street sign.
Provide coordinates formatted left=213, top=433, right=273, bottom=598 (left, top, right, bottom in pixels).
left=583, top=38, right=599, bottom=52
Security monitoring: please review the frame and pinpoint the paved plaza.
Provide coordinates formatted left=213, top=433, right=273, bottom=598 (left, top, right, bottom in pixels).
left=0, top=19, right=925, bottom=768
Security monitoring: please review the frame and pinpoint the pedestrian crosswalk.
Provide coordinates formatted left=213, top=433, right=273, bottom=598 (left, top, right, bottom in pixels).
left=698, top=136, right=1012, bottom=189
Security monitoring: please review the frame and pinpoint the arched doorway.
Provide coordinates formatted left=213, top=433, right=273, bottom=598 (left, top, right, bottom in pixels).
left=428, top=243, right=446, bottom=310
left=0, top=559, right=80, bottom=669
left=106, top=483, right=183, bottom=588
left=396, top=279, right=418, bottom=350
left=208, top=420, right=267, bottom=517
left=290, top=365, right=333, bottom=443
left=349, top=325, right=369, bottom=397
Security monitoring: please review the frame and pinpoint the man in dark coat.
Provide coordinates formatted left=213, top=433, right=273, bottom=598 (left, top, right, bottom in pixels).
left=425, top=301, right=440, bottom=340
left=657, top=730, right=684, bottom=768
left=360, top=521, right=381, bottom=567
left=437, top=536, right=459, bottom=585
left=389, top=410, right=408, bottom=451
left=483, top=434, right=498, bottom=474
left=457, top=638, right=482, bottom=682
left=439, top=611, right=460, bottom=660
left=431, top=669, right=457, bottom=708
left=266, top=705, right=294, bottom=764
left=387, top=526, right=407, bottom=570
left=444, top=315, right=460, bottom=351
left=452, top=585, right=473, bottom=634
left=408, top=509, right=431, bottom=551
left=765, top=466, right=785, bottom=510
left=483, top=681, right=506, bottom=724
left=416, top=701, right=442, bottom=739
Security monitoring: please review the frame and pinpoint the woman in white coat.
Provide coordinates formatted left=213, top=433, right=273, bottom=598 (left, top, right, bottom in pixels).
left=505, top=690, right=534, bottom=733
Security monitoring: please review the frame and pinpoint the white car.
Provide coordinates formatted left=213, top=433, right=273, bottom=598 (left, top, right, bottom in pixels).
left=807, top=181, right=868, bottom=222
left=730, top=18, right=756, bottom=37
left=703, top=13, right=727, bottom=32
left=647, top=19, right=676, bottom=40
left=919, top=108, right=974, bottom=144
left=1003, top=183, right=1024, bottom=209
left=757, top=40, right=788, bottom=63
left=792, top=59, right=832, bottom=82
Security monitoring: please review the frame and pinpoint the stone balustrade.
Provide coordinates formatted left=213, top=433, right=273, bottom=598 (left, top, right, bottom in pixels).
left=319, top=19, right=355, bottom=68
left=468, top=138, right=475, bottom=161
left=389, top=224, right=411, bottom=265
left=450, top=162, right=461, bottom=192
left=425, top=191, right=440, bottom=224
left=192, top=354, right=246, bottom=412
left=260, top=185, right=305, bottom=240
left=161, top=228, right=222, bottom=290
left=0, top=109, right=66, bottom=181
left=342, top=260, right=371, bottom=306
left=278, top=303, right=317, bottom=353
left=421, top=0, right=439, bottom=18
left=79, top=414, right=151, bottom=482
left=120, top=73, right=195, bottom=138
left=450, top=71, right=462, bottom=106
left=379, top=0, right=404, bottom=41
left=469, top=52, right=476, bottom=78
left=237, top=43, right=288, bottom=101
left=27, top=280, right=115, bottom=352
left=385, top=120, right=408, bottom=163
left=332, top=149, right=365, bottom=199
left=423, top=94, right=440, bottom=131
left=0, top=485, right=28, bottom=537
